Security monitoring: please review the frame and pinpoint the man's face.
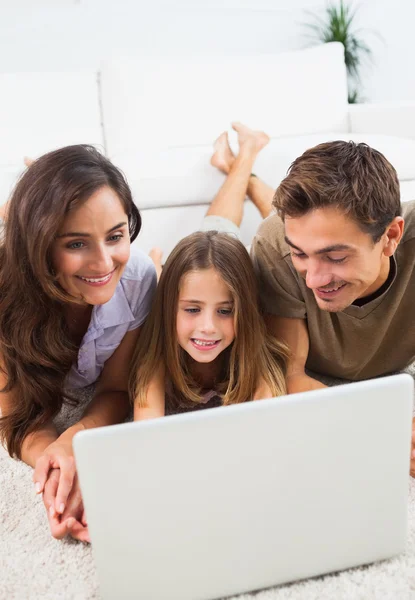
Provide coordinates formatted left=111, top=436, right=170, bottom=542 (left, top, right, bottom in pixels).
left=284, top=207, right=392, bottom=312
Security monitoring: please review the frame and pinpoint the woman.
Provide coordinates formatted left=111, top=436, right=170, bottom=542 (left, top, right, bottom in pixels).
left=0, top=145, right=156, bottom=541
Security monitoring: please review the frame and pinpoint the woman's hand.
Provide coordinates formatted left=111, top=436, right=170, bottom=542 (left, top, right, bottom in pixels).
left=42, top=468, right=90, bottom=543
left=33, top=435, right=76, bottom=516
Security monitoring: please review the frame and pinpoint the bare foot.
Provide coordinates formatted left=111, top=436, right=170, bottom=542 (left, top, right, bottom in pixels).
left=0, top=201, right=9, bottom=221
left=231, top=122, right=270, bottom=155
left=24, top=156, right=34, bottom=168
left=210, top=132, right=235, bottom=175
left=149, top=247, right=163, bottom=281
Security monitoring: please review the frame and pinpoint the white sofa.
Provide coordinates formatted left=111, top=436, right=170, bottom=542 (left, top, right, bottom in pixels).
left=1, top=42, right=415, bottom=257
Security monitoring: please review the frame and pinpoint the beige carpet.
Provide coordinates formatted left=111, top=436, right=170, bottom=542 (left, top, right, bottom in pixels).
left=2, top=375, right=415, bottom=600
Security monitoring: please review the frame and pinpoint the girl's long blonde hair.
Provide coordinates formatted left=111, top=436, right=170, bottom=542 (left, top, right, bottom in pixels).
left=130, top=231, right=288, bottom=410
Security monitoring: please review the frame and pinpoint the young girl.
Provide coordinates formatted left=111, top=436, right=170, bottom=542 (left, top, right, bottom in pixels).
left=0, top=145, right=156, bottom=541
left=131, top=230, right=288, bottom=419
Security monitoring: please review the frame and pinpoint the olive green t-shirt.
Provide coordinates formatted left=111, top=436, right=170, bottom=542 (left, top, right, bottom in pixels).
left=251, top=200, right=415, bottom=381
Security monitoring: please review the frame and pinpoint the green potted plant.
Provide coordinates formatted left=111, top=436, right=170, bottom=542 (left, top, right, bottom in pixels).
left=303, top=0, right=373, bottom=103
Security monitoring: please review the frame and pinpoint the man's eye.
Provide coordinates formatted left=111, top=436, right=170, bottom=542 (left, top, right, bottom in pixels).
left=327, top=256, right=346, bottom=263
left=291, top=252, right=306, bottom=259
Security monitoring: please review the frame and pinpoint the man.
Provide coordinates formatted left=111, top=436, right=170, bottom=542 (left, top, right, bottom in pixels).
left=250, top=140, right=415, bottom=472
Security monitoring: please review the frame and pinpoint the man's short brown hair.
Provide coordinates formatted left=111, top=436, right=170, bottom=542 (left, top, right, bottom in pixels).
left=273, top=141, right=401, bottom=242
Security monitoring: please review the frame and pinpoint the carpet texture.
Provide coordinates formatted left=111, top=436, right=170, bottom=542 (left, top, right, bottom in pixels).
left=1, top=373, right=415, bottom=600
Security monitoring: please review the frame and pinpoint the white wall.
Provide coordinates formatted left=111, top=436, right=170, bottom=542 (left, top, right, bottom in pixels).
left=0, top=0, right=413, bottom=103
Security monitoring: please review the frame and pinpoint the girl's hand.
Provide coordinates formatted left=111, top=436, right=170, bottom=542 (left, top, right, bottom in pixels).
left=33, top=436, right=76, bottom=515
left=253, top=379, right=273, bottom=401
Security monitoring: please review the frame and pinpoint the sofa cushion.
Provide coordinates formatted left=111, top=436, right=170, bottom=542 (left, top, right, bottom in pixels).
left=132, top=201, right=263, bottom=258
left=253, top=133, right=415, bottom=185
left=0, top=71, right=103, bottom=165
left=112, top=132, right=415, bottom=216
left=101, top=43, right=349, bottom=157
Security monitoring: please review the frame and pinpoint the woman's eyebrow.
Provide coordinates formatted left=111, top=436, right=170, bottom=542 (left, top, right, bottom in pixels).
left=57, top=221, right=127, bottom=238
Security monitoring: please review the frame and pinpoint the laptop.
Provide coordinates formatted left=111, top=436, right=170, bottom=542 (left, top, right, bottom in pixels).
left=74, top=373, right=413, bottom=600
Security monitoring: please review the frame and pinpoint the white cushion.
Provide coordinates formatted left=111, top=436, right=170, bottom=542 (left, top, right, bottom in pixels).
left=112, top=132, right=415, bottom=216
left=132, top=201, right=263, bottom=258
left=400, top=180, right=415, bottom=203
left=252, top=133, right=415, bottom=186
left=101, top=43, right=349, bottom=157
left=0, top=72, right=103, bottom=165
left=112, top=148, right=225, bottom=210
left=0, top=165, right=25, bottom=205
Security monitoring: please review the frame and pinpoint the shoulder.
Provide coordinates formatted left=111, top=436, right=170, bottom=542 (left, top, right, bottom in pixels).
left=401, top=200, right=415, bottom=244
left=121, top=246, right=157, bottom=284
left=252, top=212, right=290, bottom=260
left=116, top=246, right=157, bottom=320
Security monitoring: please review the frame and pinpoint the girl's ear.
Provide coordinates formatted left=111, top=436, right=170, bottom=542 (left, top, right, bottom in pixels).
left=383, top=217, right=404, bottom=257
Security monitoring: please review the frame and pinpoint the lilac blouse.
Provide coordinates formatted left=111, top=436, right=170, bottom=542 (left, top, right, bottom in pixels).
left=65, top=247, right=157, bottom=389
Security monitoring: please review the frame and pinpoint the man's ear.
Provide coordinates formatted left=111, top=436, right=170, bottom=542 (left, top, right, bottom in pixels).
left=383, top=217, right=404, bottom=257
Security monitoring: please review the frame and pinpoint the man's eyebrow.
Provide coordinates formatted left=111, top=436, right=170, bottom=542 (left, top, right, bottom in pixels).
left=285, top=236, right=353, bottom=255
left=57, top=222, right=127, bottom=239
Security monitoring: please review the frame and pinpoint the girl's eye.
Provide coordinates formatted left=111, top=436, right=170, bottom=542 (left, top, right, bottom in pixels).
left=67, top=241, right=85, bottom=250
left=327, top=256, right=346, bottom=263
left=218, top=308, right=233, bottom=316
left=184, top=308, right=200, bottom=314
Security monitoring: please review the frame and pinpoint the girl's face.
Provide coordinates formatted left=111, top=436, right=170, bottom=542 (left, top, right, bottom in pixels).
left=51, top=185, right=131, bottom=305
left=176, top=267, right=235, bottom=364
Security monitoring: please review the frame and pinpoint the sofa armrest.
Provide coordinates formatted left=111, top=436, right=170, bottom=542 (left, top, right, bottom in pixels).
left=348, top=103, right=415, bottom=139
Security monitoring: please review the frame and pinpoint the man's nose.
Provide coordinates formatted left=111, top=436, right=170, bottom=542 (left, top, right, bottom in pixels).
left=305, top=262, right=333, bottom=289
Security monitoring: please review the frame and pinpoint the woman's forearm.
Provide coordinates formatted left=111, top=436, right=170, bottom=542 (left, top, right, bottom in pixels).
left=20, top=423, right=58, bottom=467
left=59, top=390, right=131, bottom=444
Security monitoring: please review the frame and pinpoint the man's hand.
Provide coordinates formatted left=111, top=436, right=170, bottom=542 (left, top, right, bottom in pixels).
left=410, top=417, right=415, bottom=477
left=42, top=468, right=90, bottom=543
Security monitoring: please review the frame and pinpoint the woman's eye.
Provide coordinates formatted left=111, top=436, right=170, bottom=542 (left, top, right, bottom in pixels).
left=67, top=241, right=85, bottom=250
left=108, top=234, right=123, bottom=243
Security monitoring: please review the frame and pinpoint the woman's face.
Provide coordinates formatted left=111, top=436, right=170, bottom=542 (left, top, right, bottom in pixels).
left=51, top=186, right=131, bottom=305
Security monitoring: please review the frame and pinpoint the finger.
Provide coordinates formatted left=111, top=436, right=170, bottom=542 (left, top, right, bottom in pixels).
left=47, top=507, right=68, bottom=540
left=33, top=455, right=53, bottom=494
left=68, top=521, right=91, bottom=544
left=42, top=474, right=60, bottom=512
left=55, top=457, right=76, bottom=514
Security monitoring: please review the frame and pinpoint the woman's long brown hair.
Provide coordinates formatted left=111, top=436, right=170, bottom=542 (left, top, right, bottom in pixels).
left=0, top=144, right=141, bottom=458
left=131, top=231, right=288, bottom=411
